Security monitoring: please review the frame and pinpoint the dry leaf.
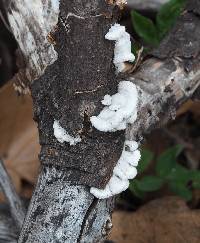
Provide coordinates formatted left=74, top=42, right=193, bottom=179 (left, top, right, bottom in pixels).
left=0, top=82, right=40, bottom=195
left=177, top=100, right=200, bottom=117
left=110, top=197, right=200, bottom=243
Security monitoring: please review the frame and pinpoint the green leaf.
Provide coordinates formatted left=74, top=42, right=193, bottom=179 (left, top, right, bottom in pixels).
left=129, top=179, right=145, bottom=198
left=156, top=145, right=183, bottom=178
left=193, top=182, right=200, bottom=190
left=131, top=10, right=159, bottom=46
left=167, top=163, right=191, bottom=185
left=136, top=176, right=164, bottom=192
left=131, top=42, right=141, bottom=56
left=169, top=182, right=192, bottom=201
left=137, top=149, right=154, bottom=174
left=189, top=171, right=200, bottom=189
left=168, top=166, right=200, bottom=189
left=156, top=0, right=186, bottom=38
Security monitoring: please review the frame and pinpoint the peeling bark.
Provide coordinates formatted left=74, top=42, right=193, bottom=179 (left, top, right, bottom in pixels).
left=4, top=0, right=59, bottom=93
left=127, top=58, right=200, bottom=141
left=3, top=0, right=200, bottom=242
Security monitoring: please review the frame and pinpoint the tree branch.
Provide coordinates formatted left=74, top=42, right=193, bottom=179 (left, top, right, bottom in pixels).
left=127, top=57, right=200, bottom=140
left=0, top=159, right=25, bottom=230
left=127, top=0, right=168, bottom=11
left=3, top=0, right=59, bottom=93
left=0, top=203, right=18, bottom=243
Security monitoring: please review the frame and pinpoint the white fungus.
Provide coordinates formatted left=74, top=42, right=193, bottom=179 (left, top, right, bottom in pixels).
left=90, top=24, right=140, bottom=199
left=90, top=81, right=138, bottom=132
left=105, top=23, right=135, bottom=73
left=90, top=140, right=141, bottom=199
left=53, top=120, right=81, bottom=146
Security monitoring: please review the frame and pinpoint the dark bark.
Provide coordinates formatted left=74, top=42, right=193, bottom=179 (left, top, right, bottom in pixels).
left=31, top=0, right=124, bottom=189
left=152, top=1, right=200, bottom=72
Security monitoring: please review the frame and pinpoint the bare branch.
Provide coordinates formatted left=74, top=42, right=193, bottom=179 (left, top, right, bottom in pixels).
left=4, top=0, right=59, bottom=93
left=0, top=203, right=18, bottom=242
left=127, top=57, right=200, bottom=141
left=0, top=159, right=25, bottom=230
left=127, top=0, right=168, bottom=11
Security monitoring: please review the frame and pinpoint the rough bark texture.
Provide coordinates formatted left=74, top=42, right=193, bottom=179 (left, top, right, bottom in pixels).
left=31, top=0, right=125, bottom=189
left=4, top=0, right=59, bottom=93
left=152, top=4, right=200, bottom=73
left=18, top=166, right=114, bottom=243
left=3, top=0, right=200, bottom=242
left=127, top=58, right=200, bottom=141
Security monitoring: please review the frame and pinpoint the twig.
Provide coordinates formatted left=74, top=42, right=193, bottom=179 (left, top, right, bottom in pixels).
left=162, top=128, right=194, bottom=149
left=0, top=9, right=12, bottom=33
left=0, top=159, right=25, bottom=230
left=0, top=203, right=18, bottom=242
left=127, top=0, right=168, bottom=11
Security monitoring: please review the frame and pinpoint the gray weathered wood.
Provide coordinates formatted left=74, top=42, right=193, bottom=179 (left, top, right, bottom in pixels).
left=4, top=0, right=59, bottom=93
left=0, top=203, right=18, bottom=243
left=18, top=166, right=114, bottom=243
left=0, top=159, right=25, bottom=230
left=127, top=0, right=168, bottom=11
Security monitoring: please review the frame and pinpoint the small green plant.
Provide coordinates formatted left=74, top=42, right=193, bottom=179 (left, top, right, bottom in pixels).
left=131, top=0, right=186, bottom=46
left=129, top=145, right=200, bottom=201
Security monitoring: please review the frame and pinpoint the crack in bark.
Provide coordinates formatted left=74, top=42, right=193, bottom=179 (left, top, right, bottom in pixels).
left=74, top=85, right=104, bottom=95
left=77, top=198, right=99, bottom=243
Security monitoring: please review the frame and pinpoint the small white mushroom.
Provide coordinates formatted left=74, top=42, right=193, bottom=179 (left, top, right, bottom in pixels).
left=90, top=81, right=138, bottom=132
left=90, top=140, right=141, bottom=199
left=105, top=23, right=135, bottom=73
left=53, top=120, right=81, bottom=146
